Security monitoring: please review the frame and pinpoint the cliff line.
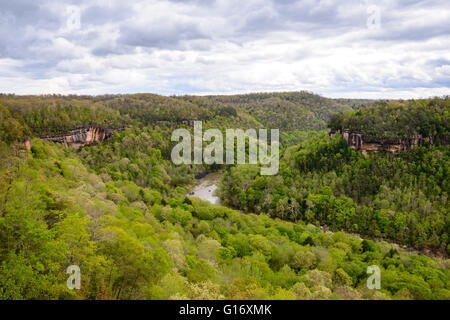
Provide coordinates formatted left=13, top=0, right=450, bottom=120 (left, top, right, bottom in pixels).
left=40, top=126, right=123, bottom=149
left=329, top=129, right=449, bottom=155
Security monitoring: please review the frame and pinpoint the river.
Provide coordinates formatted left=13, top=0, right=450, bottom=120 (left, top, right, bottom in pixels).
left=187, top=172, right=221, bottom=204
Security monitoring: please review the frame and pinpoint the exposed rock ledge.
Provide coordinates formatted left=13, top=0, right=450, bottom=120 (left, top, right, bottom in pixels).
left=41, top=126, right=123, bottom=149
left=329, top=129, right=449, bottom=156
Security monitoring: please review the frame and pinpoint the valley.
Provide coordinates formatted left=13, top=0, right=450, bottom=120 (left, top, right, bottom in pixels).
left=0, top=92, right=448, bottom=300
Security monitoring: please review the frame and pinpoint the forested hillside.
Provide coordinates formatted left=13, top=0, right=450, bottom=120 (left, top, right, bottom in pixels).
left=0, top=92, right=366, bottom=146
left=219, top=99, right=450, bottom=254
left=328, top=97, right=450, bottom=140
left=0, top=93, right=449, bottom=300
left=179, top=92, right=371, bottom=131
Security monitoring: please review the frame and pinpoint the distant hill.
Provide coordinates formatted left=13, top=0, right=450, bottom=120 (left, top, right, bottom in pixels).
left=179, top=92, right=373, bottom=131
left=0, top=92, right=374, bottom=139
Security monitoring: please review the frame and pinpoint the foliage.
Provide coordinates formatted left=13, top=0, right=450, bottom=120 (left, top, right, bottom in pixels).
left=0, top=94, right=448, bottom=300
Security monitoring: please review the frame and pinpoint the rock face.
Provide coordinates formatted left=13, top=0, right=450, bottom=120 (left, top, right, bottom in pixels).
left=329, top=129, right=448, bottom=156
left=25, top=139, right=32, bottom=152
left=42, top=126, right=122, bottom=149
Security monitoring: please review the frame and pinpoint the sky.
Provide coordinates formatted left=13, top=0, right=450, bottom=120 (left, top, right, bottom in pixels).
left=0, top=0, right=449, bottom=99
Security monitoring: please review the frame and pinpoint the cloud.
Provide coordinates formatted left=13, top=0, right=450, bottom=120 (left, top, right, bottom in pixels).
left=0, top=0, right=448, bottom=98
left=118, top=20, right=209, bottom=50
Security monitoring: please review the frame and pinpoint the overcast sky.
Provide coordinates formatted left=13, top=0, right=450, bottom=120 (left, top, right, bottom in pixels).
left=0, top=0, right=449, bottom=98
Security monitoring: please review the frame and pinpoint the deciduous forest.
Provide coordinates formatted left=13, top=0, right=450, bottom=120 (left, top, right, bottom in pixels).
left=0, top=93, right=448, bottom=300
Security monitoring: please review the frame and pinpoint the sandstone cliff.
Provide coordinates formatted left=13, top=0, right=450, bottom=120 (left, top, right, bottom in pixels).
left=329, top=129, right=449, bottom=156
left=42, top=126, right=123, bottom=149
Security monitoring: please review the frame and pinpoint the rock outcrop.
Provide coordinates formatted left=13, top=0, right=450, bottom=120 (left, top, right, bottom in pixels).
left=329, top=129, right=448, bottom=156
left=42, top=126, right=122, bottom=149
left=25, top=139, right=32, bottom=152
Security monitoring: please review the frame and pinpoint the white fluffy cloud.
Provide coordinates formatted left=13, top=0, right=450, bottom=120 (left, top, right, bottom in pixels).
left=0, top=0, right=449, bottom=98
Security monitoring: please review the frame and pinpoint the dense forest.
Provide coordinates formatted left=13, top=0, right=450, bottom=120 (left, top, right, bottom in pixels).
left=0, top=93, right=449, bottom=300
left=0, top=92, right=368, bottom=145
left=328, top=97, right=450, bottom=140
left=219, top=99, right=450, bottom=254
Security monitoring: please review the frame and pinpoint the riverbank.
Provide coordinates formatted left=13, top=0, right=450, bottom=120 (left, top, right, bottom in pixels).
left=187, top=172, right=222, bottom=204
